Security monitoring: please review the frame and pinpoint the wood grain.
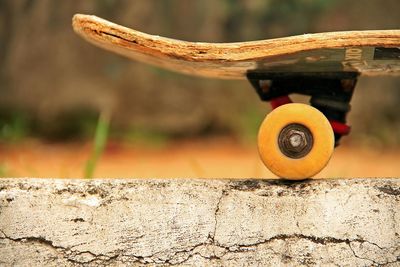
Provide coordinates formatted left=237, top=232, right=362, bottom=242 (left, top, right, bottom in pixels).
left=72, top=14, right=400, bottom=79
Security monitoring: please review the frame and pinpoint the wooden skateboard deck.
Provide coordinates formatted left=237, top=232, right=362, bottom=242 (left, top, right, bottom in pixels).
left=72, top=14, right=400, bottom=79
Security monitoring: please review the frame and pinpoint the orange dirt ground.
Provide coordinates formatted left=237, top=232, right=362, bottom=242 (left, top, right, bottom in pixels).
left=0, top=138, right=399, bottom=179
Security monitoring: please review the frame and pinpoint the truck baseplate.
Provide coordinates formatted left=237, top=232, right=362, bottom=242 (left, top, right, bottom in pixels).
left=247, top=71, right=359, bottom=145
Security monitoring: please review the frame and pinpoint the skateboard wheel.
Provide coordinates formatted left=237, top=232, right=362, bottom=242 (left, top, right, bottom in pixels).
left=258, top=103, right=334, bottom=179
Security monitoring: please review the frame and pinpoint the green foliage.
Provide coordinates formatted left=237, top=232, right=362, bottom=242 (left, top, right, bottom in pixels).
left=84, top=111, right=110, bottom=179
left=0, top=112, right=29, bottom=142
left=35, top=109, right=99, bottom=141
left=121, top=128, right=170, bottom=148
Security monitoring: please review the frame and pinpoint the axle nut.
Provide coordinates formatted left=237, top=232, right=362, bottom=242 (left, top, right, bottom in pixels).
left=278, top=124, right=313, bottom=159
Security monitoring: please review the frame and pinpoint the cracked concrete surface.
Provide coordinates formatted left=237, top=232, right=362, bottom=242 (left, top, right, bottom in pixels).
left=0, top=178, right=399, bottom=266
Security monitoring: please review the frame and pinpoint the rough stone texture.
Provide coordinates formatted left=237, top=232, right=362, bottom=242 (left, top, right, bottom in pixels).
left=0, top=178, right=399, bottom=266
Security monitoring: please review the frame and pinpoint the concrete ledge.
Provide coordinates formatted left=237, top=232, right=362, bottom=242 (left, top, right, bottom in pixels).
left=0, top=178, right=399, bottom=266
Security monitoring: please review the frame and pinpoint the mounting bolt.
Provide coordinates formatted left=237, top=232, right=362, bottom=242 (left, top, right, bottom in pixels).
left=259, top=80, right=272, bottom=94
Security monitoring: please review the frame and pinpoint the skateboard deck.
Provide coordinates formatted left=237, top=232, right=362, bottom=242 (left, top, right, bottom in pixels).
left=72, top=14, right=400, bottom=79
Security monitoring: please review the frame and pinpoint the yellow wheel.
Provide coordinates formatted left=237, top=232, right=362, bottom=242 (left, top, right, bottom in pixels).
left=258, top=103, right=334, bottom=180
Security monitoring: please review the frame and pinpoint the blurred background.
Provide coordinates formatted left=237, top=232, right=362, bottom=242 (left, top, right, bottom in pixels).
left=0, top=0, right=399, bottom=178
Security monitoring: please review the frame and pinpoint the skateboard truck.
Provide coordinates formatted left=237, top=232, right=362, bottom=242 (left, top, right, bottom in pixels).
left=247, top=71, right=358, bottom=146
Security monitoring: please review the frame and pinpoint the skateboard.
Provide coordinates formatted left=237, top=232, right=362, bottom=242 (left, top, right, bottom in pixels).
left=72, top=14, right=400, bottom=179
